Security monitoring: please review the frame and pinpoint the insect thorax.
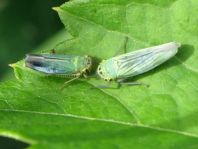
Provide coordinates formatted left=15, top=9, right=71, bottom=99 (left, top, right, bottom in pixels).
left=75, top=55, right=92, bottom=77
left=84, top=56, right=92, bottom=72
left=97, top=59, right=118, bottom=81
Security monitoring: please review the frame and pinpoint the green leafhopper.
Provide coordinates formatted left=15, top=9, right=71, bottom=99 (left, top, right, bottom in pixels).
left=25, top=53, right=92, bottom=86
left=97, top=42, right=181, bottom=85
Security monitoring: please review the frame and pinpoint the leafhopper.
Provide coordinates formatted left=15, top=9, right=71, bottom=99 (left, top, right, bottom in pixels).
left=97, top=42, right=181, bottom=86
left=25, top=53, right=92, bottom=86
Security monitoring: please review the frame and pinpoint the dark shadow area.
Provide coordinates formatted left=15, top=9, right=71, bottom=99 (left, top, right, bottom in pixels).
left=175, top=44, right=194, bottom=62
left=0, top=136, right=29, bottom=149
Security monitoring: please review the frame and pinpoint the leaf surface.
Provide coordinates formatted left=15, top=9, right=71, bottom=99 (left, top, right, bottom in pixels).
left=0, top=0, right=198, bottom=148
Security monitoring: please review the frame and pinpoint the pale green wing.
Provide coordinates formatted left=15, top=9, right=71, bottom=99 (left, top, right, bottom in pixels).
left=114, top=42, right=180, bottom=79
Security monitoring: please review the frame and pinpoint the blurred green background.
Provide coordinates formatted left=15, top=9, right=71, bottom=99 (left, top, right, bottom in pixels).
left=0, top=0, right=66, bottom=80
left=0, top=0, right=65, bottom=147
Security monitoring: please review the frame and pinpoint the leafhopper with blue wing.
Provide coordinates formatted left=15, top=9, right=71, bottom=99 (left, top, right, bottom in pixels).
left=25, top=52, right=92, bottom=87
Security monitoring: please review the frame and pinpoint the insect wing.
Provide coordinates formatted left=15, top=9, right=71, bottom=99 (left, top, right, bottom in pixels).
left=114, top=42, right=180, bottom=78
left=25, top=54, right=79, bottom=74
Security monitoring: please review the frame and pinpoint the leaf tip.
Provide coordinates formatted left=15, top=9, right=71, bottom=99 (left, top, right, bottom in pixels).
left=52, top=7, right=61, bottom=12
left=9, top=63, right=16, bottom=68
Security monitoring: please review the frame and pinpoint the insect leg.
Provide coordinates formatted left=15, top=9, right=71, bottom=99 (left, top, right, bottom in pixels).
left=50, top=49, right=56, bottom=54
left=83, top=73, right=88, bottom=78
left=92, top=85, right=118, bottom=89
left=53, top=38, right=75, bottom=49
left=60, top=76, right=80, bottom=90
left=119, top=81, right=149, bottom=88
left=123, top=36, right=129, bottom=54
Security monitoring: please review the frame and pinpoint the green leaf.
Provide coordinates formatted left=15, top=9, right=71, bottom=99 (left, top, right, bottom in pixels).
left=1, top=0, right=198, bottom=148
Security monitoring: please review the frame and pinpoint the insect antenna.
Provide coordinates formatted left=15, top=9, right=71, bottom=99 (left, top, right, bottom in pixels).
left=113, top=36, right=129, bottom=56
left=53, top=38, right=75, bottom=50
left=41, top=38, right=76, bottom=54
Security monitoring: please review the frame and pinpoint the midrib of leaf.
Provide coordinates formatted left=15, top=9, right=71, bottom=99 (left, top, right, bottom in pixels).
left=1, top=76, right=198, bottom=141
left=1, top=78, right=197, bottom=139
left=1, top=108, right=198, bottom=139
left=0, top=78, right=137, bottom=122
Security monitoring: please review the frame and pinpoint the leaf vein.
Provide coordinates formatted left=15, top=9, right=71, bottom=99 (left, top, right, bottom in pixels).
left=1, top=109, right=198, bottom=139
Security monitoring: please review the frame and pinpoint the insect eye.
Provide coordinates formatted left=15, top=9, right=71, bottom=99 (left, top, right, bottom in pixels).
left=85, top=69, right=89, bottom=73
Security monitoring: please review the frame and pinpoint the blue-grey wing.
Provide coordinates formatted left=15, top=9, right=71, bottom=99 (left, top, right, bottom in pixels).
left=25, top=54, right=77, bottom=74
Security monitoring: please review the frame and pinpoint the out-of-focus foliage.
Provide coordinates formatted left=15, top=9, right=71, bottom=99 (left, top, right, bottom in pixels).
left=0, top=0, right=65, bottom=79
left=0, top=0, right=65, bottom=148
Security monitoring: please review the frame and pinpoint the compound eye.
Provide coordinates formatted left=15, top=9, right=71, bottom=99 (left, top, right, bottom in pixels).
left=99, top=71, right=103, bottom=75
left=85, top=69, right=89, bottom=73
left=98, top=67, right=103, bottom=75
